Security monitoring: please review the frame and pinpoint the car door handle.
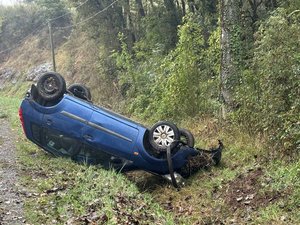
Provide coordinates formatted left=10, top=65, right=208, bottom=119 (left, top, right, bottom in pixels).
left=83, top=134, right=93, bottom=141
left=46, top=119, right=52, bottom=126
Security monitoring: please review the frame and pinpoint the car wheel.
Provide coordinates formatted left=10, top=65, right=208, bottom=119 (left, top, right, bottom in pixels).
left=68, top=84, right=92, bottom=101
left=149, top=121, right=180, bottom=151
left=179, top=128, right=195, bottom=148
left=37, top=72, right=66, bottom=102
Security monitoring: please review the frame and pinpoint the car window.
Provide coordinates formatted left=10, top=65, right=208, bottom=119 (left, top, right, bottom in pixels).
left=31, top=123, right=42, bottom=142
left=44, top=128, right=80, bottom=157
left=75, top=144, right=113, bottom=167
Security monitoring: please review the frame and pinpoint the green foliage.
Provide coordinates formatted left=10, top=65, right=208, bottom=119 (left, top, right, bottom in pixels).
left=153, top=19, right=220, bottom=120
left=0, top=4, right=43, bottom=51
left=1, top=0, right=300, bottom=223
left=1, top=0, right=298, bottom=158
left=157, top=18, right=214, bottom=119
left=0, top=1, right=70, bottom=54
left=139, top=6, right=179, bottom=53
left=235, top=8, right=300, bottom=154
left=280, top=0, right=300, bottom=10
left=113, top=16, right=221, bottom=122
left=230, top=24, right=243, bottom=67
left=113, top=33, right=135, bottom=95
left=30, top=0, right=69, bottom=23
left=67, top=0, right=123, bottom=48
left=111, top=34, right=163, bottom=121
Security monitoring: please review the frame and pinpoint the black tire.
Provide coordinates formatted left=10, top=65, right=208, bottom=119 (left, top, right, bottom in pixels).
left=179, top=128, right=195, bottom=148
left=68, top=84, right=92, bottom=101
left=37, top=72, right=66, bottom=101
left=149, top=121, right=180, bottom=152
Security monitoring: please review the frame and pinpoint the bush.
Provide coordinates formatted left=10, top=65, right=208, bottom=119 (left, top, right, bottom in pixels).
left=112, top=16, right=221, bottom=122
left=235, top=8, right=300, bottom=154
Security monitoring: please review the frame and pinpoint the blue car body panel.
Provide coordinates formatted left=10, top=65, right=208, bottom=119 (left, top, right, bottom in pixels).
left=20, top=94, right=199, bottom=175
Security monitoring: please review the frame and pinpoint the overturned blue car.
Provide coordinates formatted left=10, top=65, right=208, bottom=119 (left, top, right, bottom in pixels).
left=19, top=72, right=223, bottom=187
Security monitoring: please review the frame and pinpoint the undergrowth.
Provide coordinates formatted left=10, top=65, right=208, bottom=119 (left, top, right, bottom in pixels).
left=0, top=94, right=299, bottom=224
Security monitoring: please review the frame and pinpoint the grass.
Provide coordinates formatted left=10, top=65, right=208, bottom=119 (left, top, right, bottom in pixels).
left=0, top=95, right=174, bottom=224
left=0, top=93, right=299, bottom=224
left=253, top=159, right=300, bottom=224
left=2, top=81, right=31, bottom=98
left=0, top=98, right=10, bottom=118
left=145, top=117, right=299, bottom=224
left=0, top=111, right=8, bottom=118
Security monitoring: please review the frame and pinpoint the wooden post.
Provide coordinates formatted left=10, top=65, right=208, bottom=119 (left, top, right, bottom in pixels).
left=48, top=21, right=56, bottom=72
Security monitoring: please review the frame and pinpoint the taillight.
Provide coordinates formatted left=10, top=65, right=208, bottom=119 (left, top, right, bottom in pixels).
left=18, top=107, right=26, bottom=135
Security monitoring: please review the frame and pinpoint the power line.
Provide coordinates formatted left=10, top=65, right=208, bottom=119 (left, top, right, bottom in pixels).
left=0, top=22, right=46, bottom=55
left=49, top=0, right=90, bottom=22
left=55, top=0, right=120, bottom=30
left=0, top=0, right=90, bottom=54
left=0, top=1, right=83, bottom=55
left=0, top=0, right=120, bottom=55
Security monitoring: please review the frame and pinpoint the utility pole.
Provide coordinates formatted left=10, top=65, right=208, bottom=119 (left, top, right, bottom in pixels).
left=48, top=21, right=56, bottom=72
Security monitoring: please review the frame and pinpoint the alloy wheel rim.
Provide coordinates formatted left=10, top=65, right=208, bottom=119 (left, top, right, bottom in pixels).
left=153, top=125, right=175, bottom=147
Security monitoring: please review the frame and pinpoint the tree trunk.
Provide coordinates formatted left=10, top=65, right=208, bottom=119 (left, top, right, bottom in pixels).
left=181, top=0, right=186, bottom=16
left=164, top=0, right=180, bottom=24
left=265, top=0, right=277, bottom=10
left=220, top=0, right=240, bottom=114
left=187, top=0, right=195, bottom=13
left=122, top=0, right=136, bottom=46
left=149, top=0, right=154, bottom=9
left=135, top=0, right=145, bottom=17
left=247, top=0, right=263, bottom=32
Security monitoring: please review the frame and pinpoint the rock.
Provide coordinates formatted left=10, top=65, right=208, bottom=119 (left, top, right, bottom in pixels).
left=0, top=68, right=16, bottom=80
left=245, top=194, right=255, bottom=200
left=236, top=197, right=243, bottom=202
left=26, top=63, right=52, bottom=82
left=280, top=215, right=287, bottom=221
left=0, top=68, right=21, bottom=89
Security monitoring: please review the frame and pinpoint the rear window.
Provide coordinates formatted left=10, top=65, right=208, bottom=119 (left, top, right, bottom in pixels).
left=31, top=123, right=41, bottom=142
left=44, top=128, right=79, bottom=157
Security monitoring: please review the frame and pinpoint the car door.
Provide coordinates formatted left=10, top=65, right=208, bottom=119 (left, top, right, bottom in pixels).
left=83, top=107, right=139, bottom=160
left=43, top=97, right=93, bottom=146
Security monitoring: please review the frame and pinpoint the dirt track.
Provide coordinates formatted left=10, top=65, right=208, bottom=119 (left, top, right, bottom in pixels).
left=0, top=119, right=24, bottom=224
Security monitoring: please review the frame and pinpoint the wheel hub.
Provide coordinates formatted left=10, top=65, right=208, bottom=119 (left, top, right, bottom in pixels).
left=44, top=77, right=58, bottom=93
left=153, top=125, right=175, bottom=147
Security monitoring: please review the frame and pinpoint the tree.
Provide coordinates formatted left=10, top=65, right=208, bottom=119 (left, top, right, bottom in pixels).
left=135, top=0, right=145, bottom=18
left=220, top=0, right=241, bottom=115
left=27, top=0, right=69, bottom=24
left=0, top=4, right=45, bottom=54
left=122, top=0, right=135, bottom=47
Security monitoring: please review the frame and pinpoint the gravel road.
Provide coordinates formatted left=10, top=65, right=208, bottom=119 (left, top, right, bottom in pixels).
left=0, top=119, right=24, bottom=225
